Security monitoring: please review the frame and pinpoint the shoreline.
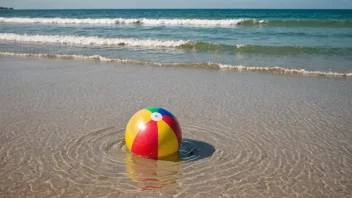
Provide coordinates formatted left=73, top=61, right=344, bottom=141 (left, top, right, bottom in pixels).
left=0, top=7, right=13, bottom=10
left=1, top=52, right=351, bottom=78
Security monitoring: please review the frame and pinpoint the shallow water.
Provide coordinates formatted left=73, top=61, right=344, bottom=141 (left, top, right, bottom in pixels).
left=0, top=57, right=351, bottom=197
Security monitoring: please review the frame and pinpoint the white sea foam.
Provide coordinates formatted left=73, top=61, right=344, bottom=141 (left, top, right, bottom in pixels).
left=0, top=52, right=350, bottom=78
left=0, top=33, right=189, bottom=48
left=219, top=64, right=352, bottom=77
left=235, top=44, right=246, bottom=48
left=0, top=17, right=264, bottom=27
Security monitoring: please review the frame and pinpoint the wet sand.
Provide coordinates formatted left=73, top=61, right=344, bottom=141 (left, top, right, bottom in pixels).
left=0, top=57, right=352, bottom=197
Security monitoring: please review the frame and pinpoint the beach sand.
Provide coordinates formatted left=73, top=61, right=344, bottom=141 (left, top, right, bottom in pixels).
left=0, top=57, right=352, bottom=197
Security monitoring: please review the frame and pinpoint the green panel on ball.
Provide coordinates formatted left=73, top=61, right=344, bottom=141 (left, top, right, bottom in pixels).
left=145, top=107, right=159, bottom=113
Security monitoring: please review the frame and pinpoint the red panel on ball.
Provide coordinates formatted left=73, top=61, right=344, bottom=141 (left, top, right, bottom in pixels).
left=162, top=115, right=182, bottom=146
left=131, top=120, right=158, bottom=159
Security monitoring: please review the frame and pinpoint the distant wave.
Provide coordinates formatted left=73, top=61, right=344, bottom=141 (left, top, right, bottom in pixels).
left=1, top=52, right=351, bottom=78
left=0, top=17, right=256, bottom=27
left=1, top=17, right=351, bottom=27
left=1, top=33, right=351, bottom=55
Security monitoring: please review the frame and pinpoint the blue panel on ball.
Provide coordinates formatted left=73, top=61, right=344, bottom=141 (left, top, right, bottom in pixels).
left=158, top=108, right=175, bottom=118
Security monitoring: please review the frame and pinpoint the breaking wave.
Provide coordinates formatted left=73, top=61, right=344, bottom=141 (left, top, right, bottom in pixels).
left=0, top=17, right=257, bottom=27
left=1, top=52, right=351, bottom=78
left=1, top=17, right=351, bottom=27
left=0, top=33, right=189, bottom=48
left=1, top=33, right=351, bottom=55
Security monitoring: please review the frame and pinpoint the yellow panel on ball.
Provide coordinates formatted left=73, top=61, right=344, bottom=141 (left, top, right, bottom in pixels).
left=157, top=120, right=179, bottom=158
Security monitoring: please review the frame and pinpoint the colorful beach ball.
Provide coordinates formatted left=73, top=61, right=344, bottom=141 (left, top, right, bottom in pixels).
left=125, top=107, right=182, bottom=160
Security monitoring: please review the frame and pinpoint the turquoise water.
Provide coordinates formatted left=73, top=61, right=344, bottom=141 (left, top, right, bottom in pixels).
left=0, top=9, right=352, bottom=75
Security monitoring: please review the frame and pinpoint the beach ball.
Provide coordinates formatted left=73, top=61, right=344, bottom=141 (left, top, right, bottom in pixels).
left=125, top=107, right=182, bottom=160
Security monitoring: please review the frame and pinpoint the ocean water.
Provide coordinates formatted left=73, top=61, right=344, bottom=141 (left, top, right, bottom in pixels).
left=0, top=9, right=352, bottom=77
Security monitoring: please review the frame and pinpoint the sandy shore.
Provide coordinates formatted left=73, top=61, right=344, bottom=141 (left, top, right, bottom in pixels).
left=0, top=57, right=352, bottom=197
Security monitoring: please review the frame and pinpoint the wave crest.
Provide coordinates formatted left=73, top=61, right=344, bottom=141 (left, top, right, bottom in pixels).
left=1, top=52, right=351, bottom=78
left=0, top=33, right=190, bottom=48
left=0, top=17, right=255, bottom=27
left=1, top=17, right=351, bottom=27
left=1, top=33, right=351, bottom=55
